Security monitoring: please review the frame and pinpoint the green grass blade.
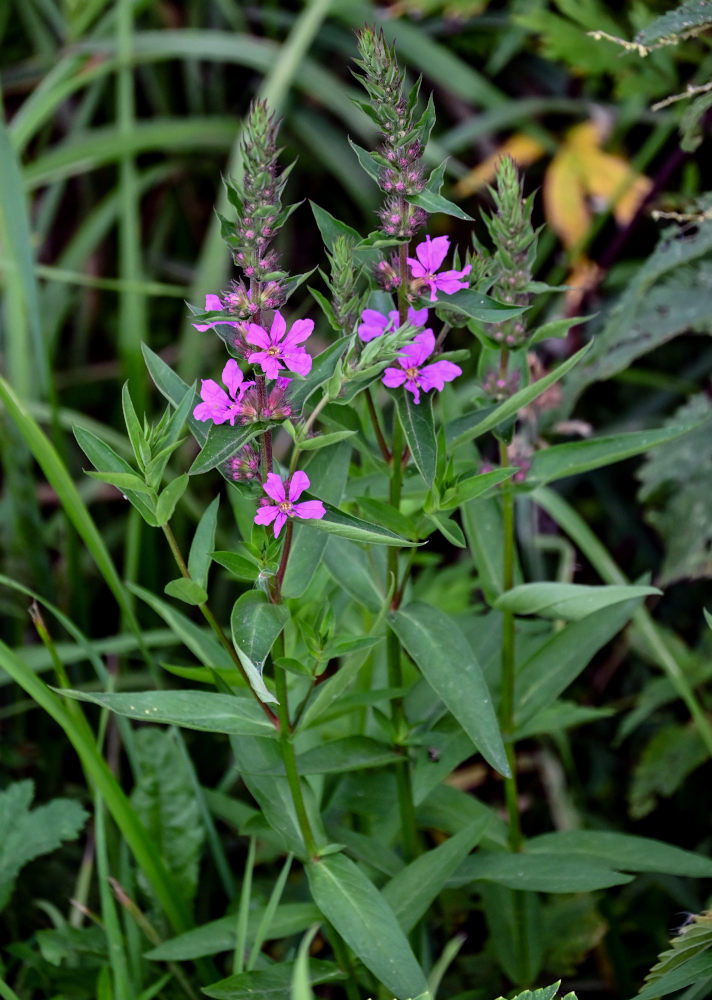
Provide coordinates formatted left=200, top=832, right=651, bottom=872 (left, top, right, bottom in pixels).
left=0, top=373, right=146, bottom=654
left=95, top=792, right=133, bottom=1000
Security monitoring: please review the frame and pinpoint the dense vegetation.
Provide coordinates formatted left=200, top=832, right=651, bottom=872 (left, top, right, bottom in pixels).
left=1, top=3, right=712, bottom=1000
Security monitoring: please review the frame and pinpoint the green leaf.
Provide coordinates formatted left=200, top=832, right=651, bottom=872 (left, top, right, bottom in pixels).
left=287, top=338, right=350, bottom=412
left=436, top=287, right=526, bottom=325
left=122, top=381, right=148, bottom=467
left=202, top=961, right=343, bottom=1000
left=453, top=851, right=632, bottom=892
left=439, top=468, right=514, bottom=510
left=247, top=737, right=402, bottom=775
left=230, top=592, right=290, bottom=705
left=306, top=852, right=429, bottom=1000
left=129, top=582, right=233, bottom=670
left=213, top=551, right=259, bottom=582
left=634, top=950, right=712, bottom=1000
left=0, top=781, right=87, bottom=912
left=142, top=344, right=207, bottom=442
left=355, top=497, right=418, bottom=540
left=291, top=925, right=320, bottom=1000
left=164, top=578, right=208, bottom=605
left=390, top=603, right=509, bottom=776
left=494, top=582, right=660, bottom=621
left=296, top=428, right=356, bottom=451
left=155, top=473, right=189, bottom=525
left=515, top=599, right=643, bottom=725
left=308, top=500, right=419, bottom=547
left=528, top=424, right=705, bottom=487
left=526, top=830, right=712, bottom=878
left=396, top=392, right=436, bottom=487
left=310, top=201, right=362, bottom=252
left=425, top=511, right=466, bottom=548
left=74, top=424, right=157, bottom=524
left=633, top=910, right=712, bottom=1000
left=58, top=689, right=276, bottom=737
left=634, top=0, right=712, bottom=49
left=323, top=537, right=386, bottom=613
left=348, top=139, right=381, bottom=186
left=383, top=821, right=489, bottom=934
left=188, top=495, right=219, bottom=588
left=189, top=424, right=260, bottom=476
left=409, top=160, right=473, bottom=221
left=498, top=983, right=578, bottom=1000
left=131, top=729, right=204, bottom=907
left=447, top=342, right=592, bottom=448
left=85, top=469, right=152, bottom=495
left=628, top=722, right=707, bottom=819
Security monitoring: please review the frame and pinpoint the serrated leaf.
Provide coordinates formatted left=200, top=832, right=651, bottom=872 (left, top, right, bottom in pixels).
left=390, top=603, right=509, bottom=775
left=0, top=781, right=87, bottom=911
left=58, top=689, right=276, bottom=736
left=306, top=852, right=429, bottom=1000
left=633, top=910, right=712, bottom=1000
left=494, top=582, right=659, bottom=621
left=634, top=0, right=712, bottom=49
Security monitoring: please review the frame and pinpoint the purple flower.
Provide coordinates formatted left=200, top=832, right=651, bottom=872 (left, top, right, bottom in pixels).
left=192, top=294, right=239, bottom=332
left=357, top=306, right=430, bottom=343
left=193, top=359, right=255, bottom=426
left=246, top=311, right=313, bottom=379
left=254, top=471, right=326, bottom=538
left=382, top=329, right=462, bottom=404
left=407, top=235, right=471, bottom=302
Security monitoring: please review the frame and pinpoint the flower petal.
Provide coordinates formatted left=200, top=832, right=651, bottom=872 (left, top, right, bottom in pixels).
left=408, top=329, right=436, bottom=366
left=408, top=306, right=430, bottom=327
left=418, top=360, right=462, bottom=393
left=205, top=293, right=223, bottom=311
left=245, top=324, right=271, bottom=349
left=382, top=367, right=407, bottom=389
left=263, top=473, right=286, bottom=503
left=358, top=309, right=389, bottom=342
left=254, top=504, right=279, bottom=526
left=283, top=350, right=312, bottom=376
left=416, top=235, right=450, bottom=273
left=293, top=500, right=326, bottom=521
left=403, top=378, right=421, bottom=404
left=283, top=318, right=314, bottom=347
left=435, top=264, right=471, bottom=296
left=288, top=470, right=310, bottom=502
left=269, top=311, right=287, bottom=344
left=221, top=359, right=244, bottom=400
left=273, top=512, right=288, bottom=538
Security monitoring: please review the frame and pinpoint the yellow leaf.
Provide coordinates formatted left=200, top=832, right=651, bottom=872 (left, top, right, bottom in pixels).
left=583, top=148, right=653, bottom=224
left=543, top=147, right=590, bottom=250
left=454, top=133, right=545, bottom=198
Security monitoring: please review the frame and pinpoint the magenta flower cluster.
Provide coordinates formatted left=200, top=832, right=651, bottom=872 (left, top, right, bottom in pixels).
left=359, top=235, right=467, bottom=403
left=254, top=472, right=325, bottom=538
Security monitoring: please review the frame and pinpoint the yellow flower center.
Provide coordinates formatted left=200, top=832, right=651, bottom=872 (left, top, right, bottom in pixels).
left=405, top=366, right=419, bottom=379
left=278, top=500, right=293, bottom=514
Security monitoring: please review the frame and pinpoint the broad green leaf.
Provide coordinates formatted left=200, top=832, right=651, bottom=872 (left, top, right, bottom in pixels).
left=355, top=497, right=418, bottom=540
left=310, top=201, right=362, bottom=252
left=230, top=591, right=290, bottom=705
left=446, top=342, right=592, bottom=448
left=307, top=852, right=429, bottom=1000
left=383, top=821, right=489, bottom=934
left=246, top=737, right=401, bottom=775
left=188, top=495, right=219, bottom=588
left=436, top=287, right=526, bottom=325
left=282, top=442, right=351, bottom=600
left=528, top=424, right=704, bottom=487
left=146, top=903, right=321, bottom=960
left=0, top=781, right=87, bottom=911
left=396, top=392, right=436, bottom=487
left=189, top=423, right=260, bottom=476
left=74, top=424, right=157, bottom=524
left=131, top=729, right=204, bottom=907
left=494, top=582, right=659, bottom=621
left=58, top=689, right=276, bottom=737
left=308, top=500, right=419, bottom=547
left=391, top=603, right=509, bottom=776
left=287, top=337, right=350, bottom=412
left=202, top=960, right=344, bottom=1000
left=452, top=851, right=632, bottom=892
left=515, top=599, right=642, bottom=724
left=213, top=551, right=259, bottom=582
left=155, top=473, right=189, bottom=524
left=322, top=537, right=386, bottom=613
left=164, top=578, right=208, bottom=605
left=526, top=830, right=712, bottom=878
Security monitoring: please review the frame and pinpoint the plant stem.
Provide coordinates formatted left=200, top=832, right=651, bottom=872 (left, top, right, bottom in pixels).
left=398, top=241, right=408, bottom=324
left=365, top=387, right=391, bottom=461
left=274, top=652, right=317, bottom=857
left=161, top=523, right=278, bottom=727
left=273, top=519, right=294, bottom=601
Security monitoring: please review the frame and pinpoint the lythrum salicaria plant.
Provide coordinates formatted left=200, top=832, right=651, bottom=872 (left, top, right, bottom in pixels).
left=34, top=23, right=712, bottom=1000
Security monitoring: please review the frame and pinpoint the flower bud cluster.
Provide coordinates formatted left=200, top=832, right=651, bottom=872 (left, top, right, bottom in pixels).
left=226, top=445, right=260, bottom=483
left=482, top=368, right=521, bottom=401
left=484, top=155, right=537, bottom=347
left=324, top=236, right=368, bottom=332
left=225, top=100, right=294, bottom=285
left=238, top=378, right=292, bottom=424
left=354, top=26, right=428, bottom=238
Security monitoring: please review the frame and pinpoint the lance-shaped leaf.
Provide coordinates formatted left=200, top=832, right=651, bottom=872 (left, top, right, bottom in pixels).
left=307, top=852, right=430, bottom=1000
left=230, top=592, right=290, bottom=704
left=494, top=582, right=660, bottom=621
left=396, top=391, right=436, bottom=487
left=189, top=423, right=261, bottom=476
left=306, top=499, right=420, bottom=547
left=391, top=603, right=509, bottom=776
